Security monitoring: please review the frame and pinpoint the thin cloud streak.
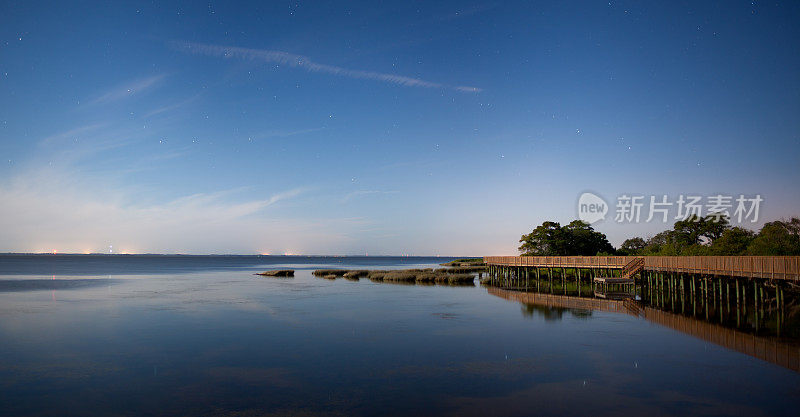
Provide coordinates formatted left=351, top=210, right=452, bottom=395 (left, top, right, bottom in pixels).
left=171, top=41, right=482, bottom=93
left=341, top=190, right=399, bottom=203
left=143, top=93, right=201, bottom=118
left=88, top=74, right=167, bottom=104
left=39, top=124, right=106, bottom=146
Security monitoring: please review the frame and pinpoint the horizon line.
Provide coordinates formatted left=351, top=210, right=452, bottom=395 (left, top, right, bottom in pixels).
left=0, top=252, right=482, bottom=257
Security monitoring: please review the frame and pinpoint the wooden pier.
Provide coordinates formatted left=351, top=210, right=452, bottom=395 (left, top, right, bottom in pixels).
left=482, top=256, right=798, bottom=324
left=484, top=256, right=800, bottom=282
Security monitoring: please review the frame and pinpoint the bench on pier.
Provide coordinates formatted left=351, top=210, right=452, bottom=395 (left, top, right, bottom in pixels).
left=593, top=277, right=636, bottom=296
left=593, top=277, right=634, bottom=285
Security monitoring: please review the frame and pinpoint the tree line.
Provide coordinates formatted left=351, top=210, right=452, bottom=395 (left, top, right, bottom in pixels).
left=519, top=216, right=800, bottom=256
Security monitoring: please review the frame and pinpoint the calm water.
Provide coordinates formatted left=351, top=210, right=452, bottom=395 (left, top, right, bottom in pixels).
left=0, top=255, right=798, bottom=416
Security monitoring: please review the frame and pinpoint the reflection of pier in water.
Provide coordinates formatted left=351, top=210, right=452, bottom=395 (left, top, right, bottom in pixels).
left=488, top=287, right=800, bottom=372
left=483, top=256, right=798, bottom=338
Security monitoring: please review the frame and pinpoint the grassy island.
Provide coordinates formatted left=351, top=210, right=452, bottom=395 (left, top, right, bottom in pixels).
left=313, top=267, right=477, bottom=285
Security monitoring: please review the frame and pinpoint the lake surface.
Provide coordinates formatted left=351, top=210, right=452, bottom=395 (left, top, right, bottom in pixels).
left=0, top=255, right=798, bottom=416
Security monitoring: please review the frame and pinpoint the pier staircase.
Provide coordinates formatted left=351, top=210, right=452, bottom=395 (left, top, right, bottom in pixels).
left=622, top=257, right=645, bottom=280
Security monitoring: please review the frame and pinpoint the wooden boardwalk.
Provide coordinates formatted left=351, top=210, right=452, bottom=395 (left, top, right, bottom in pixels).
left=484, top=256, right=800, bottom=281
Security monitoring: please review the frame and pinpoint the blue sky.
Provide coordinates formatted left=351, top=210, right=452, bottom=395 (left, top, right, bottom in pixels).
left=0, top=1, right=798, bottom=255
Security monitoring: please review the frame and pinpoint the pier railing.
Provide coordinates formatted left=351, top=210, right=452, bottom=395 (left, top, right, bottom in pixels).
left=484, top=256, right=634, bottom=269
left=643, top=256, right=800, bottom=280
left=484, top=256, right=800, bottom=281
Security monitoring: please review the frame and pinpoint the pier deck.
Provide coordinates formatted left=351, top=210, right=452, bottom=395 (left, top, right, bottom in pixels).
left=484, top=256, right=800, bottom=281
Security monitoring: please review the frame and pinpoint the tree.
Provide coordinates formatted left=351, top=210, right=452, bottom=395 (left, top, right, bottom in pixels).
left=638, top=215, right=731, bottom=255
left=672, top=215, right=730, bottom=245
left=563, top=220, right=614, bottom=255
left=672, top=216, right=704, bottom=246
left=519, top=216, right=800, bottom=257
left=702, top=216, right=730, bottom=242
left=710, top=227, right=755, bottom=255
left=618, top=237, right=646, bottom=255
left=747, top=218, right=800, bottom=255
left=519, top=221, right=568, bottom=255
left=519, top=220, right=613, bottom=256
left=640, top=230, right=680, bottom=255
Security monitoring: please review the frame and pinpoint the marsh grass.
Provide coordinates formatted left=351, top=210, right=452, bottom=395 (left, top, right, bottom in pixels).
left=343, top=270, right=369, bottom=278
left=255, top=270, right=295, bottom=277
left=439, top=258, right=485, bottom=267
left=435, top=266, right=486, bottom=273
left=315, top=268, right=476, bottom=286
left=439, top=273, right=476, bottom=284
left=367, top=270, right=387, bottom=280
left=382, top=271, right=418, bottom=282
left=312, top=269, right=347, bottom=277
left=414, top=272, right=438, bottom=283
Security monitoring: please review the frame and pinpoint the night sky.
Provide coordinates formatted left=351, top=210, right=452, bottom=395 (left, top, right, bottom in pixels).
left=0, top=1, right=798, bottom=254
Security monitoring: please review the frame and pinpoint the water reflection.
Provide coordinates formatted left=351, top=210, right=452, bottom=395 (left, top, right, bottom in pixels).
left=521, top=304, right=593, bottom=320
left=0, top=278, right=117, bottom=292
left=490, top=287, right=800, bottom=373
left=486, top=269, right=799, bottom=340
left=1, top=256, right=798, bottom=416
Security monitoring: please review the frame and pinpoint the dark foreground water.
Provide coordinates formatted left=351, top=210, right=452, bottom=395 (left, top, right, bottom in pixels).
left=0, top=255, right=798, bottom=416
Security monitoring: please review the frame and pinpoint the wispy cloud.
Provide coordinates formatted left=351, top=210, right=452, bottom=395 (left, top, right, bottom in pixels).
left=171, top=41, right=482, bottom=93
left=89, top=74, right=166, bottom=104
left=35, top=123, right=154, bottom=167
left=341, top=190, right=399, bottom=203
left=143, top=93, right=201, bottom=118
left=264, top=187, right=307, bottom=206
left=151, top=186, right=309, bottom=219
left=0, top=163, right=324, bottom=253
left=0, top=127, right=341, bottom=254
left=39, top=124, right=106, bottom=146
